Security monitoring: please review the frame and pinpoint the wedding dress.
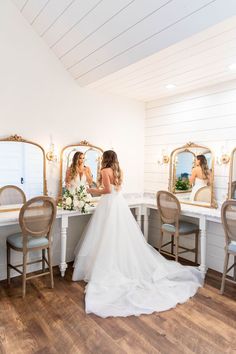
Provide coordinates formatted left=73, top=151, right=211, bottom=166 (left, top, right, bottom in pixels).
left=190, top=177, right=208, bottom=201
left=68, top=173, right=87, bottom=192
left=72, top=186, right=203, bottom=318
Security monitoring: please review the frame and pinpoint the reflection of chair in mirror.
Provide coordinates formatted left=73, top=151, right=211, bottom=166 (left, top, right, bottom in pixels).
left=194, top=186, right=211, bottom=203
left=6, top=196, right=56, bottom=297
left=0, top=185, right=26, bottom=205
left=220, top=200, right=236, bottom=294
left=157, top=191, right=200, bottom=264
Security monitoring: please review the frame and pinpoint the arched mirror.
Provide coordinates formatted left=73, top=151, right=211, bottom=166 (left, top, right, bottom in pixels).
left=0, top=135, right=46, bottom=212
left=169, top=142, right=216, bottom=208
left=228, top=147, right=236, bottom=199
left=59, top=141, right=103, bottom=199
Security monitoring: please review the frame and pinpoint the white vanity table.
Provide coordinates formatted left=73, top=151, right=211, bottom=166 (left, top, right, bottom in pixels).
left=0, top=195, right=221, bottom=280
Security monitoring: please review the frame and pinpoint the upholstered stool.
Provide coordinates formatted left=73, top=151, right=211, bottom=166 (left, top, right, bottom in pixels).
left=6, top=196, right=56, bottom=297
left=157, top=190, right=199, bottom=264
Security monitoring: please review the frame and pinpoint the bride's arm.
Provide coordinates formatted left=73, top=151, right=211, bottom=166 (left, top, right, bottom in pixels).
left=189, top=168, right=197, bottom=185
left=87, top=169, right=111, bottom=195
left=65, top=168, right=72, bottom=189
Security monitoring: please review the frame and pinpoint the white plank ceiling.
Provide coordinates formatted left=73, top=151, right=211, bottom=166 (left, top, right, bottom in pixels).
left=12, top=0, right=236, bottom=101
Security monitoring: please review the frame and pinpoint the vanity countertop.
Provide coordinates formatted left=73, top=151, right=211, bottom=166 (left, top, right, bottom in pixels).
left=0, top=195, right=222, bottom=227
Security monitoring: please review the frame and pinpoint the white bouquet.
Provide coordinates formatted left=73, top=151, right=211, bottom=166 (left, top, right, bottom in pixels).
left=62, top=185, right=93, bottom=213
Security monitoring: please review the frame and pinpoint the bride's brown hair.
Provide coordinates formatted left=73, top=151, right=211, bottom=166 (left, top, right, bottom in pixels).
left=196, top=154, right=210, bottom=180
left=99, top=150, right=122, bottom=188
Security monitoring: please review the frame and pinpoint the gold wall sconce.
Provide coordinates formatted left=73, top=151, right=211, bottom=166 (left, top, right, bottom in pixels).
left=157, top=149, right=169, bottom=165
left=46, top=143, right=58, bottom=162
left=217, top=154, right=230, bottom=165
left=216, top=144, right=230, bottom=165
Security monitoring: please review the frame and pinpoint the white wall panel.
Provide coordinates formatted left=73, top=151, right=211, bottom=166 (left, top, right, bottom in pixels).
left=145, top=80, right=236, bottom=272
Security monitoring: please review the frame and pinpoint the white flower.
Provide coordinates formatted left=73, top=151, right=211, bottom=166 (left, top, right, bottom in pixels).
left=65, top=197, right=72, bottom=206
left=73, top=198, right=80, bottom=209
left=78, top=200, right=85, bottom=209
left=85, top=194, right=92, bottom=202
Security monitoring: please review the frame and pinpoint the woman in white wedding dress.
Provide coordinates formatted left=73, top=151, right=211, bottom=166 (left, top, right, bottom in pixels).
left=189, top=155, right=210, bottom=201
left=65, top=151, right=93, bottom=192
left=72, top=150, right=203, bottom=318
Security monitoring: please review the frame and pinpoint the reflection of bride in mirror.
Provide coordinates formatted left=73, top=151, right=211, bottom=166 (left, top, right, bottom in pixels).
left=65, top=151, right=93, bottom=191
left=189, top=155, right=210, bottom=201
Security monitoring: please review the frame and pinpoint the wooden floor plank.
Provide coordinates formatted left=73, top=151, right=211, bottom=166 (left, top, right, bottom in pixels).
left=0, top=265, right=236, bottom=354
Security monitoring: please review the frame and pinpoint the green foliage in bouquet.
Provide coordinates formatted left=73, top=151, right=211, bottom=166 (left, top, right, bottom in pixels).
left=175, top=177, right=191, bottom=191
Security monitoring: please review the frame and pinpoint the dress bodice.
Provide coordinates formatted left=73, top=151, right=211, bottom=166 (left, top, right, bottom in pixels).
left=194, top=177, right=208, bottom=187
left=69, top=173, right=87, bottom=192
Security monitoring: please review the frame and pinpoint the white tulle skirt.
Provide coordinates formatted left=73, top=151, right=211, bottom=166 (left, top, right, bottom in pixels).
left=72, top=187, right=203, bottom=318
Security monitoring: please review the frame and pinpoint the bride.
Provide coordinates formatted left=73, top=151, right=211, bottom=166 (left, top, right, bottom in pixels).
left=65, top=151, right=93, bottom=192
left=72, top=150, right=203, bottom=318
left=189, top=155, right=210, bottom=201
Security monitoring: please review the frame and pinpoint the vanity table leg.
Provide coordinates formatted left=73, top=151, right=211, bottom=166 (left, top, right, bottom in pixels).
left=199, top=216, right=207, bottom=276
left=60, top=216, right=68, bottom=277
left=143, top=206, right=150, bottom=242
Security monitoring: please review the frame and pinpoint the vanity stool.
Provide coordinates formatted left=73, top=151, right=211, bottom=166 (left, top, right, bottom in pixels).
left=0, top=185, right=26, bottom=205
left=220, top=200, right=236, bottom=294
left=157, top=190, right=200, bottom=264
left=6, top=196, right=56, bottom=297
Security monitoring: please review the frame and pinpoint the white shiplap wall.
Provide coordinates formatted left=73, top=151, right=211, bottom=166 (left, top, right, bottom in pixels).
left=145, top=79, right=236, bottom=272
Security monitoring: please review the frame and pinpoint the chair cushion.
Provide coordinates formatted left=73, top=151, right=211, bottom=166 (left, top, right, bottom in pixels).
left=7, top=233, right=48, bottom=249
left=162, top=221, right=199, bottom=234
left=228, top=241, right=236, bottom=253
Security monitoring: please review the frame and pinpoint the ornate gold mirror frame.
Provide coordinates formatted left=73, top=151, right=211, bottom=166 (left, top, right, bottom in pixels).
left=58, top=140, right=103, bottom=200
left=0, top=134, right=47, bottom=212
left=228, top=147, right=236, bottom=199
left=169, top=142, right=217, bottom=208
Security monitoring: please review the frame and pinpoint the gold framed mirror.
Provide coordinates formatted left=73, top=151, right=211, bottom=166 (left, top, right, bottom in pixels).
left=228, top=147, right=236, bottom=199
left=169, top=142, right=217, bottom=208
left=0, top=134, right=47, bottom=212
left=59, top=140, right=103, bottom=200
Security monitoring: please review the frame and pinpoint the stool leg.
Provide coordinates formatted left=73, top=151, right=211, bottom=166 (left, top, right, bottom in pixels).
left=22, top=252, right=28, bottom=298
left=175, top=236, right=179, bottom=262
left=159, top=231, right=164, bottom=253
left=42, top=249, right=45, bottom=272
left=220, top=252, right=229, bottom=294
left=7, top=243, right=10, bottom=285
left=234, top=256, right=236, bottom=281
left=171, top=235, right=174, bottom=255
left=47, top=247, right=54, bottom=289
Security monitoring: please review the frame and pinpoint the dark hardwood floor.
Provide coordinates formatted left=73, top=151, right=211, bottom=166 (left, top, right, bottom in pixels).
left=0, top=264, right=236, bottom=354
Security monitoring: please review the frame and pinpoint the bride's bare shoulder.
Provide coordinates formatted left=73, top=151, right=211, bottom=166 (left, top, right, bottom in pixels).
left=101, top=168, right=112, bottom=173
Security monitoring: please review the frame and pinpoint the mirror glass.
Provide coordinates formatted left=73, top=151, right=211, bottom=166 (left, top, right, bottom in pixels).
left=0, top=137, right=45, bottom=211
left=169, top=143, right=216, bottom=207
left=60, top=143, right=103, bottom=197
left=229, top=148, right=236, bottom=199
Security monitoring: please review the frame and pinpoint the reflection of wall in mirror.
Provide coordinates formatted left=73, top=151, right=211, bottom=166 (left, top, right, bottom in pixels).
left=84, top=149, right=101, bottom=184
left=176, top=152, right=194, bottom=179
left=0, top=142, right=44, bottom=199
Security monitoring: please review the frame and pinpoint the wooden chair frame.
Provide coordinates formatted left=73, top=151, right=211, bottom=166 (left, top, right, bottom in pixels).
left=6, top=196, right=56, bottom=297
left=220, top=199, right=236, bottom=294
left=194, top=186, right=211, bottom=202
left=0, top=185, right=26, bottom=205
left=157, top=190, right=199, bottom=264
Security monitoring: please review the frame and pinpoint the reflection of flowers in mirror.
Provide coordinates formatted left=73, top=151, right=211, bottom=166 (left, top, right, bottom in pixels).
left=175, top=177, right=190, bottom=191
